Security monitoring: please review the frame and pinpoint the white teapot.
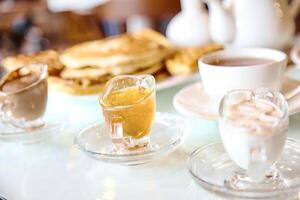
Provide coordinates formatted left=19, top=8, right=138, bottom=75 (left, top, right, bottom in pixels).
left=206, top=0, right=300, bottom=49
left=166, top=0, right=211, bottom=46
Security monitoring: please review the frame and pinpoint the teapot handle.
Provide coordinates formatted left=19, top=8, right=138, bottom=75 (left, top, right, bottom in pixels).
left=290, top=0, right=300, bottom=18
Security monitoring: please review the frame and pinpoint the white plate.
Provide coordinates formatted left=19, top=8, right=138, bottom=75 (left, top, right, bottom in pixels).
left=174, top=77, right=300, bottom=120
left=50, top=74, right=200, bottom=102
left=156, top=73, right=199, bottom=91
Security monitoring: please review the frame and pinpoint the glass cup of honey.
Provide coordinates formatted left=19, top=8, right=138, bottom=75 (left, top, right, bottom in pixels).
left=99, top=75, right=156, bottom=150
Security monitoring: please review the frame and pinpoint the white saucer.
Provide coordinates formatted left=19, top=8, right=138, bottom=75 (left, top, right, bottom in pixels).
left=173, top=83, right=220, bottom=120
left=75, top=112, right=191, bottom=165
left=174, top=78, right=300, bottom=120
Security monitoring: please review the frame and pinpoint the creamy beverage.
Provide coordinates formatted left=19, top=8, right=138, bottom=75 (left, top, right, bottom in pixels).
left=219, top=89, right=289, bottom=179
left=0, top=64, right=48, bottom=129
left=209, top=57, right=274, bottom=66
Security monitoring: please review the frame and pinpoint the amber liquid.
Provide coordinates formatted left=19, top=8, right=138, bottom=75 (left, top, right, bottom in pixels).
left=209, top=57, right=274, bottom=66
left=101, top=86, right=155, bottom=139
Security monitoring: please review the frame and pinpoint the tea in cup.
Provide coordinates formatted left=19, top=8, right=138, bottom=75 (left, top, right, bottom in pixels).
left=99, top=75, right=156, bottom=150
left=0, top=64, right=48, bottom=130
left=199, top=48, right=287, bottom=98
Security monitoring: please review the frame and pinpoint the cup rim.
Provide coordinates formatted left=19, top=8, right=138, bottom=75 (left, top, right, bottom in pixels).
left=99, top=74, right=156, bottom=110
left=0, top=64, right=48, bottom=96
left=219, top=88, right=289, bottom=128
left=199, top=48, right=287, bottom=69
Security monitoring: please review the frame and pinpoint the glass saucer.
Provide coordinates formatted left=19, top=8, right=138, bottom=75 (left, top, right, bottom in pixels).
left=0, top=122, right=61, bottom=144
left=187, top=138, right=300, bottom=199
left=75, top=112, right=190, bottom=165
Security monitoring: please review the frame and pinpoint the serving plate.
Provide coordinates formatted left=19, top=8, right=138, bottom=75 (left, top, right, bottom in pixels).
left=50, top=73, right=200, bottom=102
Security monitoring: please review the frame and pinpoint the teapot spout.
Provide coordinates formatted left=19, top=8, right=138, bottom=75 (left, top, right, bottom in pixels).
left=206, top=0, right=236, bottom=44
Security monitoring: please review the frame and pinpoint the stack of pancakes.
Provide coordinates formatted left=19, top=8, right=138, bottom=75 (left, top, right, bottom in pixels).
left=1, top=28, right=223, bottom=96
left=51, top=29, right=174, bottom=95
left=1, top=29, right=174, bottom=95
left=1, top=50, right=64, bottom=76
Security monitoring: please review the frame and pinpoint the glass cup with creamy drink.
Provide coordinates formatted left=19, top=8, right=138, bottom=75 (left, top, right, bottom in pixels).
left=219, top=88, right=289, bottom=184
left=0, top=64, right=48, bottom=130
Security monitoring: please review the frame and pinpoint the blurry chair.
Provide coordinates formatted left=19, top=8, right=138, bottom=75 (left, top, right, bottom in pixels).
left=0, top=0, right=103, bottom=53
left=0, top=0, right=180, bottom=54
left=94, top=0, right=180, bottom=35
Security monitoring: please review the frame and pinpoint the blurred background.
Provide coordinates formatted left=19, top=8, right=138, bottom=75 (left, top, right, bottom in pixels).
left=1, top=0, right=300, bottom=59
left=0, top=0, right=182, bottom=57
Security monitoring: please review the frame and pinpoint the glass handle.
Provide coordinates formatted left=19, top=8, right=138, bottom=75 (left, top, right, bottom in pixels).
left=247, top=146, right=267, bottom=182
left=0, top=101, right=12, bottom=125
left=110, top=115, right=124, bottom=147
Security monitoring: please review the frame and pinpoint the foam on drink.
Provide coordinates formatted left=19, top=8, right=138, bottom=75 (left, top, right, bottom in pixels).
left=224, top=99, right=283, bottom=135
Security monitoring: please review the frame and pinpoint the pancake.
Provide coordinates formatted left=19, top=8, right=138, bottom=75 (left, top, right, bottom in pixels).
left=133, top=63, right=163, bottom=75
left=60, top=29, right=174, bottom=69
left=49, top=76, right=107, bottom=95
left=152, top=69, right=170, bottom=82
left=60, top=62, right=163, bottom=79
left=49, top=63, right=164, bottom=96
left=1, top=50, right=64, bottom=76
left=60, top=67, right=109, bottom=80
left=166, top=44, right=223, bottom=75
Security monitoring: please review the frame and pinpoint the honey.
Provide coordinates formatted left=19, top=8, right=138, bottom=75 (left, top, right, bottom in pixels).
left=101, top=86, right=155, bottom=138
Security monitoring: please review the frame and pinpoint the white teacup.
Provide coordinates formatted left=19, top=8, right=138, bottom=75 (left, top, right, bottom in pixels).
left=199, top=48, right=287, bottom=97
